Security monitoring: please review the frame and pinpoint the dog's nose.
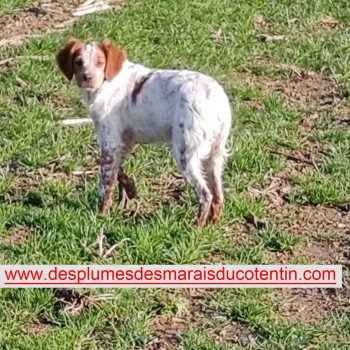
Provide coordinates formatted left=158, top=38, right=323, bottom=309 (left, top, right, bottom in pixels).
left=83, top=73, right=92, bottom=81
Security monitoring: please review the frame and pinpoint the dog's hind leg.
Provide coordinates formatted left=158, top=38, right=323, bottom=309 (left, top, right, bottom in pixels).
left=180, top=156, right=213, bottom=228
left=205, top=128, right=230, bottom=224
left=172, top=139, right=212, bottom=229
left=204, top=153, right=225, bottom=225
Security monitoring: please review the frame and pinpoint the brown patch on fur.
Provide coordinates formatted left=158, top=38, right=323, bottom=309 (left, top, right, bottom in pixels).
left=56, top=38, right=84, bottom=80
left=114, top=129, right=137, bottom=208
left=131, top=72, right=153, bottom=104
left=99, top=191, right=114, bottom=213
left=208, top=200, right=223, bottom=224
left=121, top=128, right=136, bottom=149
left=94, top=51, right=106, bottom=67
left=98, top=40, right=126, bottom=82
left=197, top=201, right=212, bottom=229
left=100, top=149, right=113, bottom=166
left=199, top=81, right=211, bottom=99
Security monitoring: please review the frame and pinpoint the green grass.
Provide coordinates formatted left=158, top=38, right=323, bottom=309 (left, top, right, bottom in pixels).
left=0, top=0, right=32, bottom=14
left=0, top=0, right=350, bottom=348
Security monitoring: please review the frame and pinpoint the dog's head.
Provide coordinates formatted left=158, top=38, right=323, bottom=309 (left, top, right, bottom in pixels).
left=56, top=39, right=126, bottom=91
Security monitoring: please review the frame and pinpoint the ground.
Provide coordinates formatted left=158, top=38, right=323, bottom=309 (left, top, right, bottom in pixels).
left=0, top=0, right=349, bottom=349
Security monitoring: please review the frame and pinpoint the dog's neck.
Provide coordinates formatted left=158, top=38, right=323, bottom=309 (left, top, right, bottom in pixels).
left=80, top=87, right=100, bottom=106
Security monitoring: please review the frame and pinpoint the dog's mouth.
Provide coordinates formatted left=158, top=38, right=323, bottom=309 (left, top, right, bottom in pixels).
left=79, top=82, right=97, bottom=90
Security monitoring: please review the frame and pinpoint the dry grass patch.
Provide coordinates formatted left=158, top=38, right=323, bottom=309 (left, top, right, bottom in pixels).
left=272, top=287, right=348, bottom=325
left=1, top=225, right=33, bottom=245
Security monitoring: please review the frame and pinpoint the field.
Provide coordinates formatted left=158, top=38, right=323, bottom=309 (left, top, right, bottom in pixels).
left=0, top=0, right=349, bottom=349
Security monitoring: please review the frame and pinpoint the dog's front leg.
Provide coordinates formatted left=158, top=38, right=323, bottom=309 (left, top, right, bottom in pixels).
left=98, top=147, right=121, bottom=214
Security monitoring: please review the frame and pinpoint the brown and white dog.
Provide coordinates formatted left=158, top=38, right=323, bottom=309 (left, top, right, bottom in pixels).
left=57, top=39, right=232, bottom=228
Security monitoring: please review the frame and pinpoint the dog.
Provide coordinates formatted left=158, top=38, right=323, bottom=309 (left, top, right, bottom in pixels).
left=57, top=39, right=232, bottom=228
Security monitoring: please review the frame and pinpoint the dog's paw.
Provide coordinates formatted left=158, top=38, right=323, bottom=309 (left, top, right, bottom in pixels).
left=98, top=196, right=113, bottom=214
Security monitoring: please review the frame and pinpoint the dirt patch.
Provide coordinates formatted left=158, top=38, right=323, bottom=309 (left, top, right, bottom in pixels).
left=273, top=287, right=348, bottom=324
left=300, top=240, right=335, bottom=262
left=0, top=57, right=17, bottom=73
left=272, top=147, right=317, bottom=169
left=42, top=91, right=75, bottom=110
left=53, top=288, right=90, bottom=316
left=290, top=205, right=350, bottom=265
left=144, top=290, right=214, bottom=350
left=144, top=289, right=263, bottom=349
left=248, top=71, right=345, bottom=110
left=1, top=225, right=32, bottom=245
left=339, top=103, right=350, bottom=120
left=274, top=204, right=350, bottom=240
left=244, top=67, right=348, bottom=170
left=121, top=173, right=185, bottom=222
left=225, top=220, right=253, bottom=246
left=145, top=290, right=260, bottom=347
left=91, top=327, right=114, bottom=349
left=145, top=316, right=189, bottom=350
left=243, top=66, right=350, bottom=267
left=249, top=171, right=291, bottom=210
left=22, top=318, right=51, bottom=336
left=258, top=203, right=350, bottom=266
left=244, top=67, right=347, bottom=215
left=151, top=173, right=184, bottom=204
left=187, top=289, right=214, bottom=318
left=318, top=16, right=341, bottom=31
left=0, top=1, right=78, bottom=47
left=0, top=0, right=124, bottom=48
left=253, top=15, right=269, bottom=32
left=246, top=167, right=349, bottom=264
left=1, top=160, right=98, bottom=204
left=14, top=83, right=76, bottom=110
left=52, top=289, right=116, bottom=316
left=211, top=321, right=258, bottom=346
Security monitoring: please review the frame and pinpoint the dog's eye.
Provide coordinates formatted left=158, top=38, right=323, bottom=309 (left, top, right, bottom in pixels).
left=96, top=60, right=104, bottom=67
left=75, top=60, right=83, bottom=67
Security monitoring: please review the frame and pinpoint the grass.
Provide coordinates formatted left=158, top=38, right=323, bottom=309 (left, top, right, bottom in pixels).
left=0, top=0, right=32, bottom=14
left=0, top=0, right=349, bottom=349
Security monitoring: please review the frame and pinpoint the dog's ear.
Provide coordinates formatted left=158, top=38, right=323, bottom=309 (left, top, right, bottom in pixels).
left=98, top=40, right=126, bottom=82
left=56, top=38, right=84, bottom=80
